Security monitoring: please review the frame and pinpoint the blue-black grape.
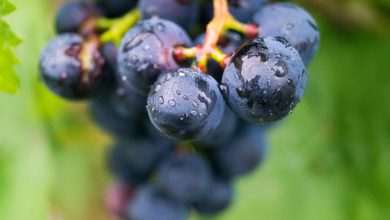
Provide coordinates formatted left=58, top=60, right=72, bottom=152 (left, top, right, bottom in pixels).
left=110, top=80, right=147, bottom=120
left=154, top=152, right=212, bottom=203
left=198, top=108, right=238, bottom=147
left=101, top=42, right=118, bottom=71
left=221, top=37, right=307, bottom=123
left=211, top=125, right=267, bottom=179
left=97, top=0, right=138, bottom=18
left=127, top=185, right=189, bottom=220
left=117, top=17, right=192, bottom=95
left=147, top=68, right=225, bottom=141
left=55, top=1, right=100, bottom=34
left=194, top=179, right=233, bottom=216
left=253, top=3, right=320, bottom=65
left=89, top=76, right=146, bottom=137
left=139, top=0, right=198, bottom=30
left=39, top=34, right=105, bottom=99
left=228, top=0, right=267, bottom=23
left=108, top=138, right=173, bottom=184
left=89, top=92, right=140, bottom=138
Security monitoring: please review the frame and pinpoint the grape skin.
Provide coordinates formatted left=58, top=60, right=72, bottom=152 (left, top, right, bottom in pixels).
left=39, top=34, right=105, bottom=99
left=127, top=185, right=189, bottom=220
left=139, top=0, right=198, bottom=30
left=97, top=0, right=138, bottom=18
left=211, top=125, right=267, bottom=179
left=154, top=153, right=212, bottom=203
left=55, top=1, right=100, bottom=34
left=147, top=68, right=225, bottom=141
left=117, top=17, right=192, bottom=95
left=253, top=2, right=320, bottom=65
left=221, top=37, right=307, bottom=123
left=108, top=138, right=173, bottom=184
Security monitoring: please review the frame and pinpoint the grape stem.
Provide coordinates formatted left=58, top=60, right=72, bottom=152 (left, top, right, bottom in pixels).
left=98, top=9, right=141, bottom=46
left=174, top=0, right=259, bottom=72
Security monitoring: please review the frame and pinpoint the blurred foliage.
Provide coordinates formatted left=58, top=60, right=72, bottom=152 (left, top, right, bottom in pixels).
left=0, top=0, right=390, bottom=220
left=0, top=0, right=21, bottom=93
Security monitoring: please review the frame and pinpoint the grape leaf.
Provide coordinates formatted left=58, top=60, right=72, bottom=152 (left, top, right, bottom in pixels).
left=0, top=0, right=21, bottom=93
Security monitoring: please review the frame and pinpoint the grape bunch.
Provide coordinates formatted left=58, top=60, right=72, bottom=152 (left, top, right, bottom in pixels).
left=39, top=0, right=320, bottom=219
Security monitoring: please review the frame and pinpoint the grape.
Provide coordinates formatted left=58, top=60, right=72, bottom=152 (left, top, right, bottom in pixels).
left=253, top=3, right=320, bottom=65
left=108, top=138, right=173, bottom=184
left=221, top=37, right=307, bottom=123
left=101, top=42, right=118, bottom=71
left=139, top=0, right=198, bottom=30
left=228, top=0, right=267, bottom=23
left=154, top=152, right=212, bottom=203
left=89, top=78, right=144, bottom=138
left=39, top=34, right=105, bottom=99
left=147, top=68, right=225, bottom=141
left=127, top=185, right=189, bottom=220
left=198, top=108, right=238, bottom=147
left=194, top=180, right=233, bottom=216
left=55, top=1, right=100, bottom=34
left=211, top=125, right=267, bottom=179
left=97, top=0, right=138, bottom=18
left=117, top=17, right=192, bottom=95
left=110, top=80, right=147, bottom=120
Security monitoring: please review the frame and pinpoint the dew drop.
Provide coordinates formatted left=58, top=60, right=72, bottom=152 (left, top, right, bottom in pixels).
left=183, top=95, right=189, bottom=100
left=168, top=99, right=176, bottom=107
left=158, top=96, right=164, bottom=104
left=191, top=110, right=197, bottom=116
left=178, top=71, right=186, bottom=77
left=176, top=90, right=181, bottom=95
left=192, top=101, right=199, bottom=107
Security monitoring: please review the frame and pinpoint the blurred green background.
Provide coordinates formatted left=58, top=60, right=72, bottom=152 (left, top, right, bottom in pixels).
left=1, top=0, right=390, bottom=219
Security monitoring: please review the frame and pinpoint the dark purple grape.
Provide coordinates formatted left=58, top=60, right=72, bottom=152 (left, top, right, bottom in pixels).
left=127, top=185, right=189, bottom=220
left=55, top=1, right=100, bottom=34
left=39, top=34, right=105, bottom=99
left=97, top=0, right=138, bottom=18
left=197, top=107, right=238, bottom=147
left=117, top=17, right=192, bottom=95
left=108, top=138, right=173, bottom=184
left=211, top=125, right=267, bottom=179
left=253, top=3, right=320, bottom=65
left=221, top=37, right=307, bottom=123
left=139, top=0, right=198, bottom=30
left=110, top=80, right=147, bottom=120
left=194, top=180, right=234, bottom=216
left=101, top=42, right=118, bottom=71
left=147, top=68, right=225, bottom=141
left=89, top=75, right=146, bottom=138
left=89, top=92, right=141, bottom=138
left=228, top=0, right=267, bottom=23
left=154, top=152, right=212, bottom=203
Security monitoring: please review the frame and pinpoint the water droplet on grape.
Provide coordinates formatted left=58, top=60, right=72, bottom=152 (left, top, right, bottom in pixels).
left=168, top=99, right=176, bottom=107
left=158, top=96, right=164, bottom=104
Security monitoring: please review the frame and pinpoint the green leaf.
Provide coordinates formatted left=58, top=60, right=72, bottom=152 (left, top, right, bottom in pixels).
left=0, top=0, right=21, bottom=94
left=0, top=0, right=16, bottom=16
